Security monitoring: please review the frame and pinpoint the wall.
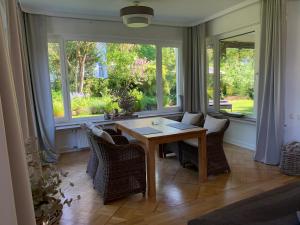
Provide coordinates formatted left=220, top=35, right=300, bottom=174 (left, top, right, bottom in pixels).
left=47, top=16, right=184, bottom=43
left=224, top=119, right=256, bottom=150
left=284, top=1, right=300, bottom=143
left=206, top=2, right=260, bottom=37
left=206, top=2, right=261, bottom=151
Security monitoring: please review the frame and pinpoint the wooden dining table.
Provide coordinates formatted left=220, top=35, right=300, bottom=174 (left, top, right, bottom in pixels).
left=115, top=117, right=207, bottom=200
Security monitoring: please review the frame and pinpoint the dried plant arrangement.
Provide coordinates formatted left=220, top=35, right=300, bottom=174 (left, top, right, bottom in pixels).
left=26, top=140, right=80, bottom=225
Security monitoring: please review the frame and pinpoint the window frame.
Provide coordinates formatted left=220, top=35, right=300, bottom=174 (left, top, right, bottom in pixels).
left=47, top=34, right=182, bottom=124
left=207, top=25, right=260, bottom=120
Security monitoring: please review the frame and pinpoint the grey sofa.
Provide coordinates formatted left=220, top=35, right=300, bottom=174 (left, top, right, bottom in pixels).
left=188, top=181, right=300, bottom=225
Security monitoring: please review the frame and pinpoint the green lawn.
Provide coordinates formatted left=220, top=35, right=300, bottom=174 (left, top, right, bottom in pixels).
left=224, top=99, right=254, bottom=115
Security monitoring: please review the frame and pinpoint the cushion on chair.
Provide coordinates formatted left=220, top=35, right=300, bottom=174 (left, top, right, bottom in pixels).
left=181, top=112, right=202, bottom=125
left=183, top=138, right=199, bottom=147
left=82, top=122, right=96, bottom=129
left=204, top=115, right=227, bottom=133
left=92, top=127, right=115, bottom=144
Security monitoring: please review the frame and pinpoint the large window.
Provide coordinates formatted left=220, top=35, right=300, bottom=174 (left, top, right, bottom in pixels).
left=207, top=30, right=257, bottom=118
left=47, top=39, right=180, bottom=122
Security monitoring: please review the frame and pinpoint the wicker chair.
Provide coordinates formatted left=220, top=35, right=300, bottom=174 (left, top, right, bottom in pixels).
left=160, top=112, right=205, bottom=161
left=82, top=126, right=119, bottom=179
left=89, top=132, right=146, bottom=204
left=180, top=118, right=230, bottom=175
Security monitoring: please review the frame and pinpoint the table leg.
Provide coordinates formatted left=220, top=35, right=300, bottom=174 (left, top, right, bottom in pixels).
left=146, top=141, right=156, bottom=200
left=198, top=132, right=207, bottom=182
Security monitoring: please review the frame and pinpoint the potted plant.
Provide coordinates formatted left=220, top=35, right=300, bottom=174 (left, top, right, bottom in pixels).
left=27, top=146, right=80, bottom=225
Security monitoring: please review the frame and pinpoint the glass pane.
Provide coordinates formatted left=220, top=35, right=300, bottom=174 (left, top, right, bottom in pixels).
left=162, top=47, right=177, bottom=107
left=48, top=42, right=64, bottom=118
left=206, top=41, right=215, bottom=109
left=219, top=32, right=255, bottom=115
left=65, top=41, right=157, bottom=119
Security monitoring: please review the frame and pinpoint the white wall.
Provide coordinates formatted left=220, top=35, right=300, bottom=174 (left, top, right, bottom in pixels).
left=206, top=2, right=261, bottom=151
left=56, top=128, right=89, bottom=153
left=47, top=16, right=184, bottom=43
left=224, top=119, right=256, bottom=150
left=284, top=1, right=300, bottom=143
left=206, top=2, right=260, bottom=37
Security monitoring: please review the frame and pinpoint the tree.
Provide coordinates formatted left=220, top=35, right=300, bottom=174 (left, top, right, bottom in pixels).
left=220, top=47, right=254, bottom=99
left=66, top=41, right=101, bottom=93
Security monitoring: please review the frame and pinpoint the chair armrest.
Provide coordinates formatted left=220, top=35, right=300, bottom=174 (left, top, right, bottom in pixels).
left=103, top=128, right=119, bottom=136
left=111, top=135, right=129, bottom=145
left=108, top=144, right=145, bottom=161
left=206, top=131, right=224, bottom=144
left=96, top=138, right=145, bottom=162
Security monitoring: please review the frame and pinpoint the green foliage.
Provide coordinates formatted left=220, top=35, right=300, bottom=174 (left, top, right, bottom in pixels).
left=66, top=41, right=102, bottom=93
left=162, top=47, right=177, bottom=107
left=49, top=42, right=177, bottom=118
left=138, top=45, right=156, bottom=61
left=51, top=91, right=64, bottom=117
left=222, top=99, right=254, bottom=115
left=83, top=77, right=108, bottom=97
left=220, top=47, right=254, bottom=99
left=140, top=96, right=157, bottom=111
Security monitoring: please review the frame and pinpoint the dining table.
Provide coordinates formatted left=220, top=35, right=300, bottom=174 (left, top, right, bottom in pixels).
left=115, top=117, right=207, bottom=200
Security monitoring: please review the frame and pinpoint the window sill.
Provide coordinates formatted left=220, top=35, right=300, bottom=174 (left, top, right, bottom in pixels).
left=55, top=111, right=184, bottom=131
left=208, top=109, right=256, bottom=125
left=227, top=116, right=256, bottom=125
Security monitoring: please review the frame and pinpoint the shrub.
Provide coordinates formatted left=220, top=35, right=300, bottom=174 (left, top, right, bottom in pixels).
left=140, top=96, right=157, bottom=111
left=53, top=101, right=64, bottom=117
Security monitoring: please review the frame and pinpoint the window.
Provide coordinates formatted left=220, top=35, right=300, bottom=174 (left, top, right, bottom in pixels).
left=206, top=40, right=215, bottom=109
left=47, top=39, right=180, bottom=123
left=162, top=47, right=178, bottom=107
left=207, top=30, right=257, bottom=118
left=48, top=42, right=65, bottom=119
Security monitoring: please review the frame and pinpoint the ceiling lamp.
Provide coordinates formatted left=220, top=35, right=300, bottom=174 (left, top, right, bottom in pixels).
left=120, top=1, right=154, bottom=28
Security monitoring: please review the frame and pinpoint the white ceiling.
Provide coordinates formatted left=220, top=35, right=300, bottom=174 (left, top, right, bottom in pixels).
left=19, top=0, right=257, bottom=27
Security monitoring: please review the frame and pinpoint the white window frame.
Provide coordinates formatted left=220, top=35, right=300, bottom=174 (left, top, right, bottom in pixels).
left=207, top=25, right=260, bottom=119
left=47, top=34, right=182, bottom=124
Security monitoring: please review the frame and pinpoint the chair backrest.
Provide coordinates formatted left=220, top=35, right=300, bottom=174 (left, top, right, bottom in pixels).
left=206, top=113, right=230, bottom=133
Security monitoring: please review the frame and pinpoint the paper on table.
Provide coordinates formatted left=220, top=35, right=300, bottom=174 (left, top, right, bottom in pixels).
left=132, top=127, right=162, bottom=135
left=167, top=123, right=197, bottom=130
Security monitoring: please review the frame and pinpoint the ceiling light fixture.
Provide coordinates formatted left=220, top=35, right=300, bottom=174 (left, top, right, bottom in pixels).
left=120, top=1, right=154, bottom=28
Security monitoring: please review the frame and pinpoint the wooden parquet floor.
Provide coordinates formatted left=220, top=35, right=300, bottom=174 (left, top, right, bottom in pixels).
left=57, top=143, right=299, bottom=225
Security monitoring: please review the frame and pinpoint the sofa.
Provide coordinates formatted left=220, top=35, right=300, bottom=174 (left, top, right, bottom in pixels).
left=188, top=181, right=300, bottom=225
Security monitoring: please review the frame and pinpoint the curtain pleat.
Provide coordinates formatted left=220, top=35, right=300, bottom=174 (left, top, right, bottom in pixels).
left=24, top=13, right=58, bottom=163
left=0, top=0, right=36, bottom=224
left=183, top=24, right=207, bottom=113
left=255, top=0, right=286, bottom=165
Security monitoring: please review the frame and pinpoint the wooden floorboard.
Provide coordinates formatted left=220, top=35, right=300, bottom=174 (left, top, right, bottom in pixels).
left=57, top=143, right=299, bottom=225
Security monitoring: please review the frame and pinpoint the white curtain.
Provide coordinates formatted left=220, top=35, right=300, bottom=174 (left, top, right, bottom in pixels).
left=255, top=0, right=286, bottom=165
left=0, top=97, right=18, bottom=225
left=183, top=24, right=207, bottom=114
left=0, top=0, right=36, bottom=224
left=24, top=14, right=58, bottom=163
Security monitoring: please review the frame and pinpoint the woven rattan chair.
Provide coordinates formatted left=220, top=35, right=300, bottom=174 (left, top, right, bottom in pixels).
left=160, top=113, right=205, bottom=161
left=82, top=126, right=119, bottom=179
left=180, top=118, right=230, bottom=175
left=90, top=132, right=146, bottom=204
